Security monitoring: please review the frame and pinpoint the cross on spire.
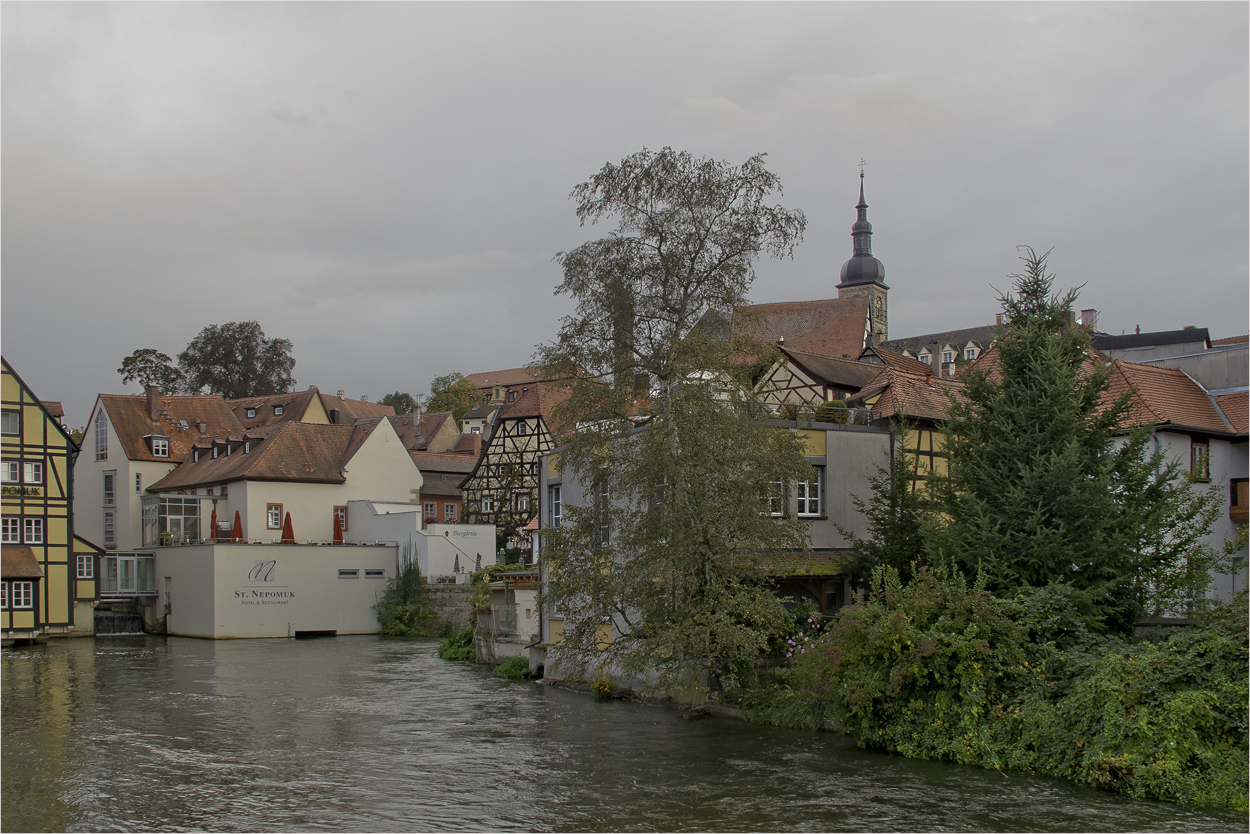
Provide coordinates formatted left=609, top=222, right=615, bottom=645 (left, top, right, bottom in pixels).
left=859, top=158, right=866, bottom=178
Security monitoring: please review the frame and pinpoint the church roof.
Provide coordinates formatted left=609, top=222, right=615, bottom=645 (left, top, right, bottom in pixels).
left=733, top=296, right=870, bottom=359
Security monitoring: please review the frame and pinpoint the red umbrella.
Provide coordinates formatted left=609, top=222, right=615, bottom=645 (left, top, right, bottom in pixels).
left=231, top=510, right=243, bottom=542
left=210, top=507, right=218, bottom=541
left=281, top=511, right=295, bottom=544
left=332, top=510, right=344, bottom=545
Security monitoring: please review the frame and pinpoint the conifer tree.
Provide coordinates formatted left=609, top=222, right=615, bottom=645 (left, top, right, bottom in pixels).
left=925, top=248, right=1221, bottom=632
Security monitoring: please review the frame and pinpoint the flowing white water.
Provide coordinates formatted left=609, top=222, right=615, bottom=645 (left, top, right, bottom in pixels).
left=2, top=635, right=1244, bottom=832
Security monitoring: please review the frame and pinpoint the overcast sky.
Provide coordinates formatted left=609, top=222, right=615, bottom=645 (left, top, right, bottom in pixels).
left=3, top=2, right=1246, bottom=429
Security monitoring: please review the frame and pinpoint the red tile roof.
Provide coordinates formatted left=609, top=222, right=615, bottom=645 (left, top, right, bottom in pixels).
left=317, top=391, right=395, bottom=423
left=734, top=297, right=870, bottom=359
left=99, top=394, right=245, bottom=463
left=465, top=368, right=542, bottom=389
left=1214, top=392, right=1248, bottom=434
left=851, top=366, right=964, bottom=422
left=861, top=345, right=935, bottom=376
left=2, top=546, right=44, bottom=579
left=43, top=401, right=64, bottom=419
left=147, top=420, right=387, bottom=491
left=1106, top=361, right=1235, bottom=434
left=228, top=389, right=320, bottom=428
left=1211, top=334, right=1248, bottom=347
left=779, top=347, right=882, bottom=391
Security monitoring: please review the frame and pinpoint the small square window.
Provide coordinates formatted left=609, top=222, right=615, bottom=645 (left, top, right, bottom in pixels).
left=1, top=461, right=17, bottom=483
left=23, top=462, right=43, bottom=484
left=471, top=426, right=481, bottom=434
left=77, top=554, right=94, bottom=579
left=0, top=583, right=6, bottom=609
left=1, top=411, right=19, bottom=435
left=220, top=484, right=228, bottom=497
left=424, top=502, right=437, bottom=520
left=152, top=438, right=169, bottom=457
left=273, top=406, right=284, bottom=416
left=1, top=518, right=18, bottom=544
left=965, top=348, right=977, bottom=361
left=481, top=495, right=494, bottom=514
left=444, top=503, right=457, bottom=522
left=245, top=408, right=257, bottom=419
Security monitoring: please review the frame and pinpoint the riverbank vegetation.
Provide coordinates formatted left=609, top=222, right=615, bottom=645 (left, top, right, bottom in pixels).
left=375, top=559, right=438, bottom=637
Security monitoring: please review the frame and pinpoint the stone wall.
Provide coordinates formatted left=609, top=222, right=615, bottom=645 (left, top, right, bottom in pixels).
left=425, top=585, right=472, bottom=633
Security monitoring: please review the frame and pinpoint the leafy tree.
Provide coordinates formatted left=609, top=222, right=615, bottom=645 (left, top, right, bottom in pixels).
left=177, top=321, right=296, bottom=399
left=378, top=391, right=418, bottom=414
left=374, top=558, right=433, bottom=636
left=534, top=147, right=811, bottom=694
left=117, top=348, right=185, bottom=394
left=924, top=248, right=1223, bottom=632
left=426, top=372, right=486, bottom=424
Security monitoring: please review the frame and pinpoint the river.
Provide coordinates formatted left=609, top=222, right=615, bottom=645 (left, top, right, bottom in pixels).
left=2, top=635, right=1244, bottom=832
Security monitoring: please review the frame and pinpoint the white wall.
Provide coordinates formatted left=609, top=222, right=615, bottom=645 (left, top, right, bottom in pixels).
left=344, top=501, right=493, bottom=583
left=155, top=542, right=396, bottom=638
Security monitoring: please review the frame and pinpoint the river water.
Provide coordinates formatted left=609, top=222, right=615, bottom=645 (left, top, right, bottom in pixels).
left=2, top=636, right=1244, bottom=833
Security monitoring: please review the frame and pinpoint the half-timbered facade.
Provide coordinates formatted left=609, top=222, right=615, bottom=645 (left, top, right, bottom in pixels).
left=2, top=357, right=82, bottom=641
left=460, top=382, right=569, bottom=554
left=754, top=345, right=883, bottom=413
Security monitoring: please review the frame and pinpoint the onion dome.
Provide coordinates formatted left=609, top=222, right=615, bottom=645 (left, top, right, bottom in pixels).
left=838, top=174, right=888, bottom=288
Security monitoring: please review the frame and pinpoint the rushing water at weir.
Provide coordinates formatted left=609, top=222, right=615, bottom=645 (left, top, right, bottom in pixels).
left=2, top=636, right=1244, bottom=833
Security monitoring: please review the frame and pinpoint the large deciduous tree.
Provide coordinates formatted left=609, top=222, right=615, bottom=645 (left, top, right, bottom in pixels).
left=535, top=147, right=812, bottom=692
left=177, top=321, right=296, bottom=399
left=378, top=391, right=418, bottom=414
left=924, top=248, right=1222, bottom=633
left=426, top=372, right=486, bottom=424
left=117, top=348, right=185, bottom=394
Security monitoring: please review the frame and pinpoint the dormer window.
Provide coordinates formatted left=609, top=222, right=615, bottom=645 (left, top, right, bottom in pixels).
left=212, top=446, right=219, bottom=459
left=245, top=408, right=257, bottom=419
left=273, top=406, right=284, bottom=416
left=194, top=450, right=201, bottom=462
left=919, top=352, right=932, bottom=365
left=244, top=441, right=251, bottom=453
left=225, top=443, right=232, bottom=456
left=152, top=437, right=169, bottom=457
left=942, top=351, right=955, bottom=365
left=507, top=390, right=516, bottom=403
left=965, top=347, right=978, bottom=361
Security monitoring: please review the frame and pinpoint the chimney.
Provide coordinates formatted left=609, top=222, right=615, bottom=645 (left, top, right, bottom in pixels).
left=146, top=386, right=160, bottom=421
left=1080, top=309, right=1097, bottom=330
left=360, top=395, right=369, bottom=403
left=337, top=390, right=345, bottom=398
left=995, top=314, right=1004, bottom=326
left=197, top=421, right=207, bottom=435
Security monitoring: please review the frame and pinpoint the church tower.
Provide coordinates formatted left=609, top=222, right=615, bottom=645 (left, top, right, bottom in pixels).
left=836, top=171, right=889, bottom=344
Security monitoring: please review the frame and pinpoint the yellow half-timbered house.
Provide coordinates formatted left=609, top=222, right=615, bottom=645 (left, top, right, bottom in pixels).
left=2, top=357, right=87, bottom=642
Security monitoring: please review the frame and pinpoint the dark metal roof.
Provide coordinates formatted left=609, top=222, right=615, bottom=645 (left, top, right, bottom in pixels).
left=1092, top=329, right=1211, bottom=351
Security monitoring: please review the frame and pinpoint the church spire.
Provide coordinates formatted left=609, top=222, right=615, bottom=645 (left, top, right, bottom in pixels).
left=851, top=168, right=873, bottom=258
left=837, top=162, right=889, bottom=345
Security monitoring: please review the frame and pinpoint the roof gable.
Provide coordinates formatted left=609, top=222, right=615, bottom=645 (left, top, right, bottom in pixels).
left=98, top=393, right=244, bottom=463
left=733, top=297, right=870, bottom=359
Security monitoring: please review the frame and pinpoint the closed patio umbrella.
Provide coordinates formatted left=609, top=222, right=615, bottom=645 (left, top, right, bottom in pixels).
left=332, top=510, right=343, bottom=544
left=210, top=508, right=218, bottom=541
left=281, top=511, right=295, bottom=544
left=231, top=510, right=243, bottom=541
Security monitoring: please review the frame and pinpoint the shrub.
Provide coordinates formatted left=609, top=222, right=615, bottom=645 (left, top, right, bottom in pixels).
left=492, top=656, right=531, bottom=679
left=437, top=626, right=475, bottom=661
left=374, top=561, right=435, bottom=636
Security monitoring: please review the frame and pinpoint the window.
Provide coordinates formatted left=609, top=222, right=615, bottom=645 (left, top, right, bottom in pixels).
left=212, top=446, right=219, bottom=459
left=244, top=441, right=251, bottom=453
left=24, top=518, right=43, bottom=544
left=1232, top=479, right=1249, bottom=521
left=1, top=461, right=16, bottom=483
left=965, top=347, right=978, bottom=361
left=515, top=493, right=530, bottom=512
left=444, top=503, right=457, bottom=522
left=1, top=517, right=18, bottom=543
left=338, top=569, right=359, bottom=578
left=10, top=581, right=33, bottom=609
left=152, top=437, right=169, bottom=457
left=267, top=504, right=283, bottom=529
left=334, top=506, right=348, bottom=532
left=424, top=502, right=437, bottom=521
left=797, top=468, right=823, bottom=517
left=767, top=479, right=786, bottom=517
left=95, top=410, right=108, bottom=460
left=1191, top=440, right=1210, bottom=481
left=942, top=351, right=955, bottom=364
left=481, top=494, right=494, bottom=514
left=471, top=426, right=481, bottom=435
left=507, top=391, right=516, bottom=403
left=22, top=461, right=43, bottom=484
left=273, top=406, right=284, bottom=416
left=103, top=511, right=116, bottom=548
left=364, top=569, right=385, bottom=578
left=245, top=408, right=257, bottom=419
left=516, top=422, right=527, bottom=436
left=103, top=473, right=115, bottom=506
left=549, top=485, right=562, bottom=528
left=77, top=554, right=94, bottom=579
left=220, top=484, right=228, bottom=497
left=1, top=410, right=19, bottom=435
left=919, top=353, right=931, bottom=365
left=0, top=583, right=5, bottom=609
left=135, top=473, right=142, bottom=493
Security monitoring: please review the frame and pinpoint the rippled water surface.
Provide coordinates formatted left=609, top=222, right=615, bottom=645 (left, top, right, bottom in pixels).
left=2, top=636, right=1245, bottom=832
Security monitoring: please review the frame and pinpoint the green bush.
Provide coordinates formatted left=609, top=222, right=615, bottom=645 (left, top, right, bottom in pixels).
left=374, top=561, right=435, bottom=636
left=437, top=626, right=475, bottom=661
left=492, top=655, right=531, bottom=679
left=796, top=570, right=1249, bottom=810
